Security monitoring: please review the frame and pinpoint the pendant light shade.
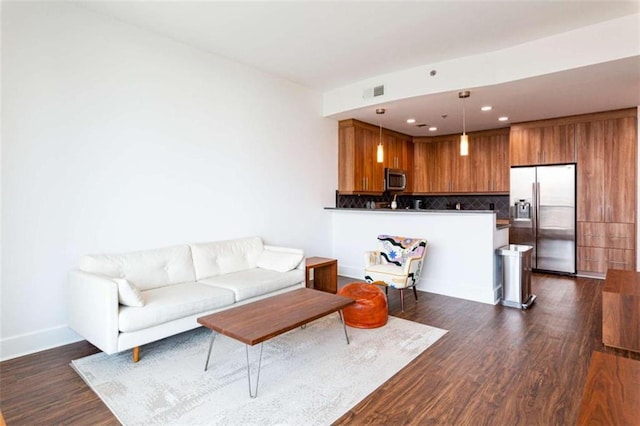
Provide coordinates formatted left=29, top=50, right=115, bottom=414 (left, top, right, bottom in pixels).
left=459, top=91, right=470, bottom=156
left=376, top=108, right=385, bottom=163
left=460, top=134, right=469, bottom=156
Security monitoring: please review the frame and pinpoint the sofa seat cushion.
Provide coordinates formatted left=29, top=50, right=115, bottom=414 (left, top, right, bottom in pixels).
left=199, top=268, right=304, bottom=302
left=118, top=282, right=235, bottom=333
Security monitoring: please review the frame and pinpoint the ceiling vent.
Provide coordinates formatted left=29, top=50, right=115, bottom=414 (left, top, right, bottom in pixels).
left=363, top=84, right=385, bottom=99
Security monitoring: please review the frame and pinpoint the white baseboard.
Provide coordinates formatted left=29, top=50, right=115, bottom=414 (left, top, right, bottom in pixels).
left=0, top=325, right=83, bottom=361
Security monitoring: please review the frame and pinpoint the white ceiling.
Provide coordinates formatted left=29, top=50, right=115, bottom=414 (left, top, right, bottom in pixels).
left=76, top=0, right=640, bottom=136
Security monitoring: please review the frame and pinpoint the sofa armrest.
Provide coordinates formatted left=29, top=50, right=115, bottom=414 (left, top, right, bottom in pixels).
left=263, top=245, right=305, bottom=270
left=68, top=270, right=119, bottom=354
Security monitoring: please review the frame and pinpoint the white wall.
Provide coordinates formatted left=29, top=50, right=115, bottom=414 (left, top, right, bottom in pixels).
left=1, top=2, right=337, bottom=360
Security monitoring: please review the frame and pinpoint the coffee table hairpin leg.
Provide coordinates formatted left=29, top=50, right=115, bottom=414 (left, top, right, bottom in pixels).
left=203, top=331, right=217, bottom=371
left=340, top=310, right=350, bottom=345
left=203, top=310, right=349, bottom=398
left=246, top=344, right=264, bottom=398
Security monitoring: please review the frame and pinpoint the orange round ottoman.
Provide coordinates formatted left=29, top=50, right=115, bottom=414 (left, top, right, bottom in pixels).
left=338, top=283, right=388, bottom=329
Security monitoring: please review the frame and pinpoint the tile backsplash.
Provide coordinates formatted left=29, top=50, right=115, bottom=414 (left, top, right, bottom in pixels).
left=336, top=192, right=510, bottom=219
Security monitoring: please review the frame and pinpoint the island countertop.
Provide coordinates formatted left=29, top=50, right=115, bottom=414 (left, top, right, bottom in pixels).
left=325, top=207, right=510, bottom=229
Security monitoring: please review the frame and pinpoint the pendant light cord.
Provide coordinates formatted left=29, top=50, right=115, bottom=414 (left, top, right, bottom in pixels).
left=462, top=97, right=466, bottom=135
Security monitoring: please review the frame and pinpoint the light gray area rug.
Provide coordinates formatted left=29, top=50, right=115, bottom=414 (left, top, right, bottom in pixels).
left=72, top=315, right=447, bottom=425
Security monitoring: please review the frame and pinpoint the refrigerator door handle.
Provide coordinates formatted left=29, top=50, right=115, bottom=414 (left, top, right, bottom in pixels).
left=532, top=182, right=538, bottom=232
left=536, top=181, right=540, bottom=231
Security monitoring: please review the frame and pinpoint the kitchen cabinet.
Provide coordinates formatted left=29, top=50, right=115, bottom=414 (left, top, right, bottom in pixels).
left=578, top=222, right=635, bottom=250
left=470, top=130, right=509, bottom=192
left=604, top=117, right=636, bottom=223
left=577, top=221, right=636, bottom=274
left=576, top=116, right=636, bottom=223
left=488, top=132, right=510, bottom=192
left=509, top=123, right=576, bottom=166
left=412, top=128, right=509, bottom=194
left=412, top=138, right=435, bottom=193
left=384, top=133, right=414, bottom=191
left=338, top=119, right=412, bottom=194
left=574, top=109, right=637, bottom=276
left=431, top=136, right=458, bottom=192
left=384, top=133, right=409, bottom=169
left=579, top=222, right=633, bottom=250
left=578, top=247, right=635, bottom=274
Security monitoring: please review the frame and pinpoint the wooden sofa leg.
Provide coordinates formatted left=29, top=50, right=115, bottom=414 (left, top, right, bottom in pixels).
left=133, top=346, right=140, bottom=363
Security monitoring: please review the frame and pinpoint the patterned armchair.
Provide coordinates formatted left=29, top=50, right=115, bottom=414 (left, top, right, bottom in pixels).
left=364, top=235, right=428, bottom=311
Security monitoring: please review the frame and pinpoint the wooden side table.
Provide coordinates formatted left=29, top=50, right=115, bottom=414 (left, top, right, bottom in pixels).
left=602, top=269, right=640, bottom=353
left=305, top=257, right=337, bottom=294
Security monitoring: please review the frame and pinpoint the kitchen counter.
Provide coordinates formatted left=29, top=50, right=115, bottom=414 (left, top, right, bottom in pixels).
left=327, top=208, right=509, bottom=305
left=325, top=207, right=510, bottom=229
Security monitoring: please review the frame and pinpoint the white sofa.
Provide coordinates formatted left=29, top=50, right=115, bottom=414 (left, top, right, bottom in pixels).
left=68, top=237, right=305, bottom=361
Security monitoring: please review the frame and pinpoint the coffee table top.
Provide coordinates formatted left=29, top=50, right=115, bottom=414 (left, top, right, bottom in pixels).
left=197, top=288, right=355, bottom=345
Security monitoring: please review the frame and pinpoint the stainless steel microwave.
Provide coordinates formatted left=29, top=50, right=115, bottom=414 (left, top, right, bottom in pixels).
left=385, top=168, right=407, bottom=191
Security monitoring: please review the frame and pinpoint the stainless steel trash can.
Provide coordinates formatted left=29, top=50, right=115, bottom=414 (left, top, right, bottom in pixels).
left=496, top=244, right=536, bottom=309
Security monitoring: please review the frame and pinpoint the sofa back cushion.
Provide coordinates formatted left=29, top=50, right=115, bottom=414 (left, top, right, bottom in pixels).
left=190, top=237, right=264, bottom=280
left=78, top=244, right=196, bottom=291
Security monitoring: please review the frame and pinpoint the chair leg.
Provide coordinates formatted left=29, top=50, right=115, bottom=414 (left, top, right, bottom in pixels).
left=413, top=285, right=418, bottom=301
left=385, top=286, right=388, bottom=295
left=399, top=288, right=405, bottom=312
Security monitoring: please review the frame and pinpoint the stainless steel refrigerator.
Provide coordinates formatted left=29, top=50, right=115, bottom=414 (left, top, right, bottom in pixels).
left=509, top=164, right=576, bottom=274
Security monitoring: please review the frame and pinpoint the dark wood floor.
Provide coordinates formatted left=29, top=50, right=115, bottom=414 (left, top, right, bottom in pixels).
left=1, top=273, right=637, bottom=425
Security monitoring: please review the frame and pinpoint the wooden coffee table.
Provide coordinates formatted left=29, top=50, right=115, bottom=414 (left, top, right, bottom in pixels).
left=197, top=288, right=355, bottom=397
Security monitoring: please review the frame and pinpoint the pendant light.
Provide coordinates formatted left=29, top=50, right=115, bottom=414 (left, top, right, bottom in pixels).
left=459, top=91, right=470, bottom=156
left=376, top=108, right=385, bottom=163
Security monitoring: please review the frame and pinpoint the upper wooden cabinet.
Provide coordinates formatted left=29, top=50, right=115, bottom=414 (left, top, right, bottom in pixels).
left=430, top=136, right=458, bottom=193
left=510, top=123, right=576, bottom=166
left=338, top=119, right=413, bottom=194
left=413, top=128, right=509, bottom=194
left=412, top=141, right=435, bottom=193
left=576, top=112, right=637, bottom=224
left=384, top=133, right=412, bottom=170
left=473, top=130, right=510, bottom=192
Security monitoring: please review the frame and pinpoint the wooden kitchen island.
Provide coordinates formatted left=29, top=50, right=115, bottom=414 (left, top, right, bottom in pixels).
left=327, top=208, right=509, bottom=305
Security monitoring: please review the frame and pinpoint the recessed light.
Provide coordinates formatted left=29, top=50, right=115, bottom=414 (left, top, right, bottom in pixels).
left=498, top=116, right=509, bottom=122
left=407, top=118, right=416, bottom=124
left=428, top=126, right=437, bottom=131
left=481, top=106, right=493, bottom=111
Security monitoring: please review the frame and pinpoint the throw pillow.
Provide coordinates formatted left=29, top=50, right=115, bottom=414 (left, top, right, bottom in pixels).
left=113, top=278, right=145, bottom=307
left=256, top=250, right=303, bottom=272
